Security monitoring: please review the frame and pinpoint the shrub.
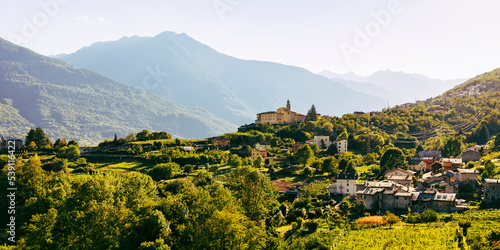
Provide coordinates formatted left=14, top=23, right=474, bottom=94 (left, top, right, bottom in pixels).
left=148, top=163, right=181, bottom=181
left=304, top=220, right=319, bottom=233
left=357, top=216, right=387, bottom=227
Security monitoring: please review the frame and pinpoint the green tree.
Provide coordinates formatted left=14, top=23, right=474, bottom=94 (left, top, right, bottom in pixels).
left=468, top=123, right=491, bottom=145
left=322, top=157, right=339, bottom=175
left=431, top=162, right=443, bottom=174
left=137, top=129, right=152, bottom=141
left=23, top=208, right=58, bottom=249
left=326, top=143, right=338, bottom=155
left=442, top=136, right=464, bottom=158
left=338, top=158, right=349, bottom=173
left=279, top=203, right=289, bottom=217
left=345, top=161, right=357, bottom=175
left=295, top=144, right=314, bottom=166
left=53, top=138, right=67, bottom=149
left=337, top=130, right=349, bottom=141
left=67, top=140, right=78, bottom=147
left=148, top=163, right=182, bottom=181
left=483, top=160, right=497, bottom=179
left=51, top=158, right=68, bottom=172
left=309, top=143, right=320, bottom=155
left=420, top=210, right=438, bottom=227
left=305, top=104, right=318, bottom=122
left=193, top=170, right=212, bottom=187
left=302, top=166, right=314, bottom=177
left=494, top=132, right=500, bottom=152
left=228, top=166, right=278, bottom=221
left=129, top=144, right=143, bottom=155
left=252, top=156, right=263, bottom=168
left=56, top=145, right=80, bottom=160
left=383, top=211, right=400, bottom=229
left=228, top=154, right=242, bottom=167
left=379, top=147, right=405, bottom=176
left=320, top=139, right=327, bottom=150
left=406, top=213, right=420, bottom=227
left=25, top=127, right=51, bottom=149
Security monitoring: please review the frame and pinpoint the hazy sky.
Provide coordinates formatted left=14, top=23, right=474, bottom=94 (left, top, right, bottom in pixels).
left=1, top=0, right=500, bottom=80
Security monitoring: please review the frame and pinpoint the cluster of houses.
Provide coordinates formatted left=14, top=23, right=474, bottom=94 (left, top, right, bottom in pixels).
left=283, top=149, right=500, bottom=214
left=408, top=147, right=488, bottom=172
left=294, top=136, right=348, bottom=154
left=215, top=135, right=348, bottom=163
left=443, top=83, right=488, bottom=99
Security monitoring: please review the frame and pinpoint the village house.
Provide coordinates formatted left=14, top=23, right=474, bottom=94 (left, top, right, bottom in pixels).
left=417, top=171, right=459, bottom=193
left=484, top=178, right=500, bottom=204
left=306, top=136, right=332, bottom=149
left=411, top=189, right=460, bottom=213
left=355, top=180, right=414, bottom=212
left=460, top=149, right=482, bottom=162
left=412, top=157, right=437, bottom=170
left=255, top=100, right=307, bottom=125
left=335, top=139, right=348, bottom=154
left=419, top=151, right=442, bottom=160
left=0, top=137, right=23, bottom=150
left=327, top=174, right=358, bottom=197
left=213, top=137, right=231, bottom=147
left=441, top=158, right=463, bottom=171
left=384, top=168, right=415, bottom=187
left=456, top=168, right=479, bottom=186
left=467, top=145, right=489, bottom=155
left=408, top=158, right=427, bottom=172
left=284, top=185, right=303, bottom=201
left=254, top=142, right=271, bottom=150
left=251, top=147, right=267, bottom=160
left=313, top=136, right=332, bottom=149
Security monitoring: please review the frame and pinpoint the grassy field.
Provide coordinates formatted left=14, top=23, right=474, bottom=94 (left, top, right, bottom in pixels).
left=336, top=225, right=458, bottom=249
left=86, top=157, right=155, bottom=172
left=356, top=164, right=375, bottom=174
left=131, top=139, right=208, bottom=145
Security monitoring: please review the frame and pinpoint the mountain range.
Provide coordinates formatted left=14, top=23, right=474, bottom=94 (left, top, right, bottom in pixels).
left=0, top=38, right=236, bottom=145
left=55, top=31, right=387, bottom=124
left=318, top=70, right=467, bottom=105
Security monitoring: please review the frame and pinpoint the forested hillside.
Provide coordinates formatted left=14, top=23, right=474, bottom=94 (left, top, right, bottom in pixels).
left=0, top=38, right=236, bottom=144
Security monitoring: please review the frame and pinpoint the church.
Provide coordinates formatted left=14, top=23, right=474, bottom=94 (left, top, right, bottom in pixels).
left=255, top=100, right=306, bottom=125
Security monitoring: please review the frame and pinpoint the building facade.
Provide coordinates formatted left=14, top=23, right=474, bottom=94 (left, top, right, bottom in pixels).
left=385, top=168, right=415, bottom=187
left=251, top=147, right=268, bottom=160
left=335, top=139, right=348, bottom=154
left=484, top=178, right=500, bottom=204
left=255, top=100, right=306, bottom=125
left=313, top=136, right=332, bottom=149
left=408, top=158, right=427, bottom=172
left=330, top=174, right=358, bottom=196
left=0, top=137, right=23, bottom=150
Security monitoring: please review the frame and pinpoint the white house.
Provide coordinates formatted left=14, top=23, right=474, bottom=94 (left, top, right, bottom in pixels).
left=329, top=174, right=358, bottom=196
left=313, top=136, right=331, bottom=149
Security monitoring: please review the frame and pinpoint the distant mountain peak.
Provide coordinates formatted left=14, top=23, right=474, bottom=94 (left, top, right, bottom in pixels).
left=318, top=68, right=468, bottom=105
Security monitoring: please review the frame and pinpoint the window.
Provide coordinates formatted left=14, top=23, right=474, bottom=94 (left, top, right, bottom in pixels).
left=347, top=183, right=349, bottom=186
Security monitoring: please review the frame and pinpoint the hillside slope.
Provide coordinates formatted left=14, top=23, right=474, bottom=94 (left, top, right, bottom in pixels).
left=0, top=38, right=236, bottom=145
left=57, top=31, right=386, bottom=122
